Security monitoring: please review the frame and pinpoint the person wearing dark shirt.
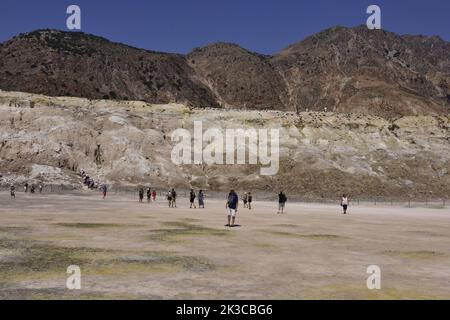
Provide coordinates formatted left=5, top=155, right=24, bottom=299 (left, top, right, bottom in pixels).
left=171, top=189, right=177, bottom=208
left=278, top=191, right=287, bottom=214
left=198, top=190, right=205, bottom=208
left=189, top=189, right=196, bottom=208
left=10, top=185, right=15, bottom=199
left=247, top=192, right=253, bottom=210
left=226, top=189, right=239, bottom=227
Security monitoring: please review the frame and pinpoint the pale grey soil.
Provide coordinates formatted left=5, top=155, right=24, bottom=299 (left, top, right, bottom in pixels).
left=1, top=192, right=450, bottom=300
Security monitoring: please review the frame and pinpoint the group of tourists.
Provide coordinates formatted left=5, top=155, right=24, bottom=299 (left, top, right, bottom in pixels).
left=188, top=189, right=205, bottom=209
left=134, top=186, right=349, bottom=221
left=23, top=182, right=43, bottom=194
left=166, top=188, right=176, bottom=207
left=224, top=190, right=288, bottom=226
left=9, top=182, right=44, bottom=198
left=241, top=192, right=253, bottom=210
left=163, top=188, right=206, bottom=209
left=7, top=176, right=350, bottom=227
left=138, top=187, right=157, bottom=203
left=80, top=169, right=109, bottom=199
left=80, top=170, right=98, bottom=190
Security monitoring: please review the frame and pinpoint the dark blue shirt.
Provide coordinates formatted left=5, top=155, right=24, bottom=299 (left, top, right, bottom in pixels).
left=227, top=193, right=238, bottom=209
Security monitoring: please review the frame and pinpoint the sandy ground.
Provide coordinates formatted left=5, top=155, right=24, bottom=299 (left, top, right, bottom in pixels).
left=1, top=191, right=450, bottom=300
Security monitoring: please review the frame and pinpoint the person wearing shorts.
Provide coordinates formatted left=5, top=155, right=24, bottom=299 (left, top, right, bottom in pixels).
left=247, top=192, right=252, bottom=210
left=278, top=191, right=287, bottom=214
left=226, top=189, right=239, bottom=227
left=341, top=194, right=349, bottom=214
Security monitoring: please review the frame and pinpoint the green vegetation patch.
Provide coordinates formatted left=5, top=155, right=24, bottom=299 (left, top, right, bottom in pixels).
left=149, top=221, right=230, bottom=242
left=383, top=250, right=446, bottom=260
left=265, top=230, right=345, bottom=240
left=116, top=251, right=215, bottom=272
left=305, top=284, right=446, bottom=300
left=54, top=223, right=130, bottom=229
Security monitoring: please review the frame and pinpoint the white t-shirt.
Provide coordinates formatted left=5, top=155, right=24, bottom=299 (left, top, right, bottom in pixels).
left=342, top=197, right=349, bottom=205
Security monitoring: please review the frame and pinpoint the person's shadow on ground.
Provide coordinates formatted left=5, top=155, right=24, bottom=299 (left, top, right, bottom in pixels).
left=224, top=224, right=241, bottom=227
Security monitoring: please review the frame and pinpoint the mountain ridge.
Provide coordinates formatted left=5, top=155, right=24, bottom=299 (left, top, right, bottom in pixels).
left=0, top=26, right=449, bottom=118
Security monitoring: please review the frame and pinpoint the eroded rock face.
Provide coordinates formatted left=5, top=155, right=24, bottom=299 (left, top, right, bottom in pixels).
left=1, top=90, right=450, bottom=199
left=272, top=26, right=450, bottom=117
left=187, top=43, right=289, bottom=110
left=0, top=26, right=448, bottom=118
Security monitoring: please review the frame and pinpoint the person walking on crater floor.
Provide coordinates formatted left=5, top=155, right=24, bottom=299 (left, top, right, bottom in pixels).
left=247, top=192, right=253, bottom=210
left=171, top=188, right=177, bottom=208
left=242, top=192, right=248, bottom=208
left=167, top=189, right=173, bottom=207
left=10, top=184, right=15, bottom=199
left=341, top=194, right=350, bottom=214
left=198, top=190, right=205, bottom=208
left=189, top=189, right=197, bottom=209
left=101, top=184, right=108, bottom=199
left=277, top=191, right=287, bottom=214
left=226, top=189, right=239, bottom=227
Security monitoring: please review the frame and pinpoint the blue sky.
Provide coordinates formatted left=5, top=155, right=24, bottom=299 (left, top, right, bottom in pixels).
left=0, top=0, right=449, bottom=54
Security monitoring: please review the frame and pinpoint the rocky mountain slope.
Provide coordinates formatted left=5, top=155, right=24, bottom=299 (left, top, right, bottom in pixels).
left=1, top=90, right=450, bottom=199
left=0, top=26, right=449, bottom=118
